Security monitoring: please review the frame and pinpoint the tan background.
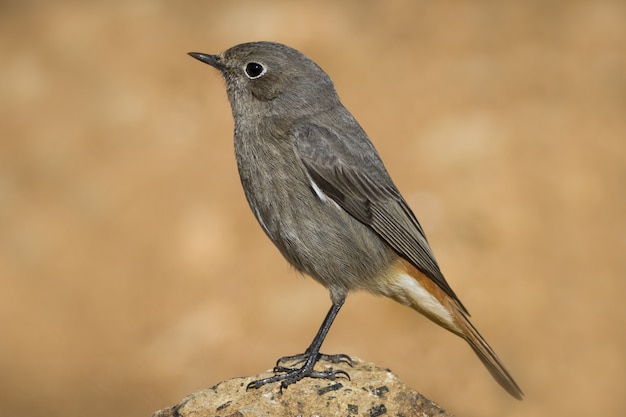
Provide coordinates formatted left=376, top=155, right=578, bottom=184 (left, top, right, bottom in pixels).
left=1, top=1, right=625, bottom=416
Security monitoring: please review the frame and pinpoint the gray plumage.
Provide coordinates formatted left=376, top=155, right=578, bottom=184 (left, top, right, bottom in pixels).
left=188, top=41, right=522, bottom=399
left=203, top=42, right=455, bottom=302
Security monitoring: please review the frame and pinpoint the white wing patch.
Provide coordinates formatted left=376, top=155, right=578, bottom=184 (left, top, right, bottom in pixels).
left=310, top=179, right=328, bottom=201
left=310, top=178, right=342, bottom=210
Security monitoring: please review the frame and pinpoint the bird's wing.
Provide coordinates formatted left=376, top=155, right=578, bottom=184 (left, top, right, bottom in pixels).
left=293, top=122, right=466, bottom=311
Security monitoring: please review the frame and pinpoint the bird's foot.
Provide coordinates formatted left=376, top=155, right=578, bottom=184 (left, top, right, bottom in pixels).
left=246, top=364, right=350, bottom=391
left=276, top=351, right=353, bottom=368
left=246, top=352, right=352, bottom=391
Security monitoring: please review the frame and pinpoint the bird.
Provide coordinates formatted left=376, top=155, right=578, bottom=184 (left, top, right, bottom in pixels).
left=188, top=41, right=523, bottom=399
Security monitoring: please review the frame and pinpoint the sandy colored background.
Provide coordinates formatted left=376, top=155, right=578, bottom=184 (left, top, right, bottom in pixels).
left=1, top=1, right=625, bottom=416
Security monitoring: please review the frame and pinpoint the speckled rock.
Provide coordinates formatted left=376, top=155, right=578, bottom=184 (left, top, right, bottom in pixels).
left=152, top=357, right=453, bottom=417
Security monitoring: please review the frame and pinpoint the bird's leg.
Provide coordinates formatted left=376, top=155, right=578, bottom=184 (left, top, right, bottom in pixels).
left=247, top=298, right=352, bottom=390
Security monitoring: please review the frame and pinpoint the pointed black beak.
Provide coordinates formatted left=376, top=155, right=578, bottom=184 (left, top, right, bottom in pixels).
left=188, top=52, right=225, bottom=71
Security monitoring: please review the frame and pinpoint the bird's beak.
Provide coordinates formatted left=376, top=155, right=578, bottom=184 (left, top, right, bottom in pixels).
left=188, top=52, right=225, bottom=71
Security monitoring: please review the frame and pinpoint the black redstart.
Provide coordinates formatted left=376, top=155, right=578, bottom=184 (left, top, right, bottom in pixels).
left=188, top=41, right=523, bottom=399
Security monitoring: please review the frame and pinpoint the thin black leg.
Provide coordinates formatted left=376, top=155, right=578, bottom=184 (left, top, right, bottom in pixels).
left=247, top=298, right=351, bottom=390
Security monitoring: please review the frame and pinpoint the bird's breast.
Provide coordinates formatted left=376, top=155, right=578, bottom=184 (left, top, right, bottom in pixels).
left=233, top=127, right=395, bottom=291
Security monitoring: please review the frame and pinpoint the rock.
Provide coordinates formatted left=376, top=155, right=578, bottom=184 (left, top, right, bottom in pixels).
left=152, top=357, right=453, bottom=417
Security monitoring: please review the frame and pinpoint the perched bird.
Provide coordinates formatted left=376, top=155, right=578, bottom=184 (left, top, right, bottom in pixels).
left=188, top=41, right=522, bottom=399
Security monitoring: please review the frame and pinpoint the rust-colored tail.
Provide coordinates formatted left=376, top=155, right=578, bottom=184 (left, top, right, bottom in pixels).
left=452, top=306, right=524, bottom=400
left=388, top=260, right=523, bottom=399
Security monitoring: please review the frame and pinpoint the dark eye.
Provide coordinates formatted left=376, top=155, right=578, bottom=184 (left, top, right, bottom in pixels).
left=244, top=62, right=266, bottom=79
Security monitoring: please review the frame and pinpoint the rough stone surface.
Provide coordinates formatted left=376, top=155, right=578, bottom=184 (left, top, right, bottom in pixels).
left=152, top=357, right=453, bottom=417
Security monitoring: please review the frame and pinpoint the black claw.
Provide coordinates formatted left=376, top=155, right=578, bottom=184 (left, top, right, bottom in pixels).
left=276, top=351, right=353, bottom=367
left=248, top=352, right=352, bottom=391
left=321, top=353, right=353, bottom=366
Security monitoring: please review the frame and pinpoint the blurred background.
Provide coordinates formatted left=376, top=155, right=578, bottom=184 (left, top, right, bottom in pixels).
left=1, top=1, right=625, bottom=416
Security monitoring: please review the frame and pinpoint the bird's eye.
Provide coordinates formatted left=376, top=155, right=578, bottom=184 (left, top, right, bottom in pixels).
left=244, top=62, right=266, bottom=79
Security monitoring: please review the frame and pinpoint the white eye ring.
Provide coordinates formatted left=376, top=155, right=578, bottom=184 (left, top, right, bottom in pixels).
left=244, top=62, right=267, bottom=79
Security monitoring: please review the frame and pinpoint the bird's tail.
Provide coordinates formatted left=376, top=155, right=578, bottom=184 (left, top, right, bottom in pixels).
left=386, top=259, right=523, bottom=399
left=452, top=306, right=524, bottom=400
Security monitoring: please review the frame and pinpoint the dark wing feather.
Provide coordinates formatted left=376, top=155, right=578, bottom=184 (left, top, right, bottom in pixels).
left=293, top=122, right=467, bottom=313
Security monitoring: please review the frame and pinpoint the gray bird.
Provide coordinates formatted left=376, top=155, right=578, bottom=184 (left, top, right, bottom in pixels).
left=188, top=41, right=522, bottom=399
